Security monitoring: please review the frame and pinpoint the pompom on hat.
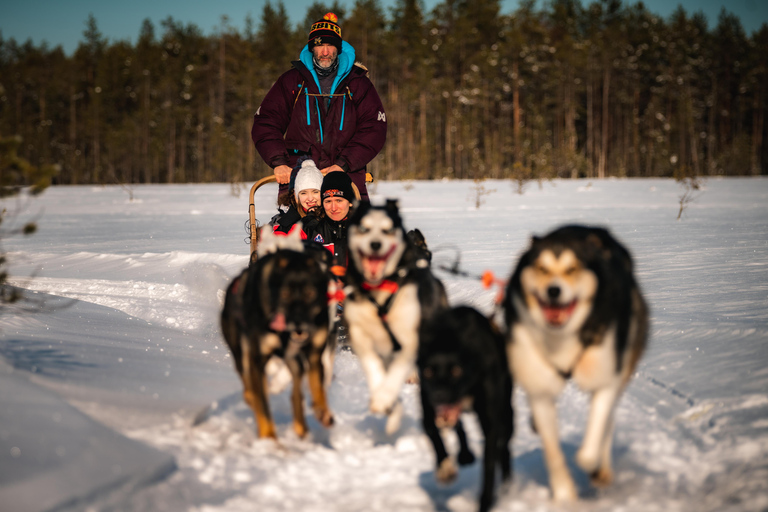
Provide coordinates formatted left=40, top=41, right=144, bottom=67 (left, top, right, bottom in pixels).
left=292, top=159, right=324, bottom=202
left=308, top=12, right=342, bottom=52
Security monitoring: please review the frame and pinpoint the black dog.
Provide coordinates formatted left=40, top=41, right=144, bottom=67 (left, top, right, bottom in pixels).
left=220, top=230, right=336, bottom=439
left=418, top=306, right=514, bottom=512
left=406, top=228, right=433, bottom=264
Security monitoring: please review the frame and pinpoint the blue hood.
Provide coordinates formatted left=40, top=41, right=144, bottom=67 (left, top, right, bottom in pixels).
left=299, top=41, right=356, bottom=96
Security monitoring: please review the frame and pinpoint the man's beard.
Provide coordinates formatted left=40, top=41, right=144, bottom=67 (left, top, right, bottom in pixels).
left=313, top=55, right=339, bottom=77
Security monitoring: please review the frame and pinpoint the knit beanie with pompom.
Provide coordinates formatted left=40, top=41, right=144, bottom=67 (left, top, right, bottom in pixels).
left=293, top=159, right=324, bottom=202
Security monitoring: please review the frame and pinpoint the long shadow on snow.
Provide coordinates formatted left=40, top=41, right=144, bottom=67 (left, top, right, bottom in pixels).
left=193, top=389, right=423, bottom=450
left=418, top=462, right=483, bottom=511
left=192, top=388, right=343, bottom=449
left=0, top=338, right=97, bottom=377
left=513, top=443, right=598, bottom=498
left=418, top=442, right=634, bottom=509
left=348, top=413, right=422, bottom=445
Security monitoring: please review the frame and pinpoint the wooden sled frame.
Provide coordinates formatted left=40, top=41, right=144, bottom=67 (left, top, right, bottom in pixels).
left=248, top=174, right=367, bottom=256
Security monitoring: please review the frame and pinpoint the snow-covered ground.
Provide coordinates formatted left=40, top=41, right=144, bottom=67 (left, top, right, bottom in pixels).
left=1, top=177, right=767, bottom=512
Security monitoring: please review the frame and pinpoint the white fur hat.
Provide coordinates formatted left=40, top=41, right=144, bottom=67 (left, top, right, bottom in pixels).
left=293, top=159, right=324, bottom=201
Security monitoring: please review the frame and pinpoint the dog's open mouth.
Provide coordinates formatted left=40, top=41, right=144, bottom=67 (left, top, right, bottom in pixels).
left=537, top=298, right=578, bottom=327
left=270, top=312, right=287, bottom=332
left=435, top=403, right=463, bottom=429
left=269, top=312, right=310, bottom=341
left=359, top=246, right=396, bottom=282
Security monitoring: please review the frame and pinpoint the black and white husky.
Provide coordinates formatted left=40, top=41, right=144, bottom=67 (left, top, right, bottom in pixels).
left=503, top=225, right=648, bottom=502
left=344, top=199, right=447, bottom=434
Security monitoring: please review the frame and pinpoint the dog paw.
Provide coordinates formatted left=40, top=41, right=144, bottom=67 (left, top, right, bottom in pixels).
left=457, top=447, right=475, bottom=466
left=255, top=416, right=278, bottom=440
left=575, top=447, right=599, bottom=474
left=370, top=388, right=397, bottom=415
left=315, top=407, right=335, bottom=428
left=479, top=493, right=494, bottom=512
left=436, top=457, right=458, bottom=484
left=384, top=402, right=403, bottom=435
left=589, top=466, right=613, bottom=487
left=293, top=419, right=309, bottom=439
left=257, top=426, right=278, bottom=440
left=551, top=479, right=578, bottom=503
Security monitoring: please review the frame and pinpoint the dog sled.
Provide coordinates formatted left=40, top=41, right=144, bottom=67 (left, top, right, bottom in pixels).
left=247, top=173, right=368, bottom=260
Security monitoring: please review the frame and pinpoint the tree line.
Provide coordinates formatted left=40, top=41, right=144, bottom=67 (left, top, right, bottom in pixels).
left=1, top=0, right=766, bottom=187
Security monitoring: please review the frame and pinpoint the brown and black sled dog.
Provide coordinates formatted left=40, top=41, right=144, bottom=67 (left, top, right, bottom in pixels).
left=503, top=225, right=648, bottom=502
left=220, top=227, right=336, bottom=439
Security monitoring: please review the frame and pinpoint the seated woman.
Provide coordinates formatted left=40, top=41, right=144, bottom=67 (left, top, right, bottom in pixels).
left=306, top=171, right=356, bottom=273
left=271, top=158, right=324, bottom=237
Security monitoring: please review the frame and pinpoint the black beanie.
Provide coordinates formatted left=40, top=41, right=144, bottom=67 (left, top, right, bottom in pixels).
left=308, top=12, right=342, bottom=52
left=321, top=171, right=354, bottom=202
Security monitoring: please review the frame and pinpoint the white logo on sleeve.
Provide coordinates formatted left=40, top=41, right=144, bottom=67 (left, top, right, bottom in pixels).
left=256, top=107, right=261, bottom=116
left=377, top=111, right=386, bottom=122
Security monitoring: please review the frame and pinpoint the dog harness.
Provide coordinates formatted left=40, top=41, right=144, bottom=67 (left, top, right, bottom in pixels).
left=359, top=278, right=404, bottom=352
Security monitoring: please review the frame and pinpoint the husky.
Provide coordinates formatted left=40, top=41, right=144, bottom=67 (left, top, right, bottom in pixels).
left=503, top=225, right=648, bottom=502
left=344, top=199, right=447, bottom=434
left=220, top=225, right=337, bottom=439
left=419, top=306, right=514, bottom=512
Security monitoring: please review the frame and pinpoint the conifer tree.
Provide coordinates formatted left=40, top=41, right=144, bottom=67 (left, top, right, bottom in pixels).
left=0, top=1, right=766, bottom=181
left=0, top=135, right=56, bottom=308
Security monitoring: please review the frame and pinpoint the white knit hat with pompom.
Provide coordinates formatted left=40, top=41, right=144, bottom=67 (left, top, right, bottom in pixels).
left=294, top=159, right=324, bottom=201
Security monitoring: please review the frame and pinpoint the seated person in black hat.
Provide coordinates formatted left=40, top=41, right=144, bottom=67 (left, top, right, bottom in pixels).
left=306, top=171, right=357, bottom=275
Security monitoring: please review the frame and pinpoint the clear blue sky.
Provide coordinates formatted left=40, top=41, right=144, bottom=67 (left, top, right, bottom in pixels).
left=2, top=0, right=767, bottom=56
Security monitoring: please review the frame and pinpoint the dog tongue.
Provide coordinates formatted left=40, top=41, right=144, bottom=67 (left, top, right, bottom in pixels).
left=542, top=301, right=576, bottom=326
left=435, top=404, right=462, bottom=428
left=270, top=312, right=286, bottom=332
left=364, top=256, right=385, bottom=280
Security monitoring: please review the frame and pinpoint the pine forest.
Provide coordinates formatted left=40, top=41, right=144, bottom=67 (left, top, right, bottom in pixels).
left=2, top=0, right=767, bottom=187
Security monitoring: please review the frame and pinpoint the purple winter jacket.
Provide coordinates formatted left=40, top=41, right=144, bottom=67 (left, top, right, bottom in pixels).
left=251, top=42, right=387, bottom=199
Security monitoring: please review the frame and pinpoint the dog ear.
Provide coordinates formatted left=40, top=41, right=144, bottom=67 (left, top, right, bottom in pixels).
left=347, top=199, right=371, bottom=226
left=585, top=230, right=619, bottom=264
left=284, top=222, right=305, bottom=252
left=586, top=232, right=604, bottom=250
left=257, top=226, right=278, bottom=258
left=350, top=199, right=367, bottom=220
left=385, top=199, right=405, bottom=230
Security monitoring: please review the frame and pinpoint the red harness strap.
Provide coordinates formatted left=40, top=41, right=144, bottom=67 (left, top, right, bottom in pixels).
left=361, top=280, right=400, bottom=295
left=327, top=288, right=346, bottom=303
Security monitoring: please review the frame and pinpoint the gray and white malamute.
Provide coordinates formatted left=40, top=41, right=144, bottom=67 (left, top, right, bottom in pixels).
left=344, top=199, right=447, bottom=434
left=503, top=225, right=648, bottom=502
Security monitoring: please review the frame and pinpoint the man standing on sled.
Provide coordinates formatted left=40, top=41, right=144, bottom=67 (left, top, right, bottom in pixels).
left=252, top=12, right=386, bottom=201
